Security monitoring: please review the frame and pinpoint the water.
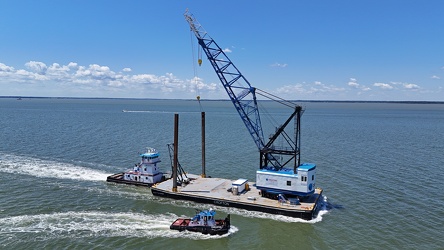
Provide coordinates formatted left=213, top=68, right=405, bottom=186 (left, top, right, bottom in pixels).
left=1, top=98, right=443, bottom=249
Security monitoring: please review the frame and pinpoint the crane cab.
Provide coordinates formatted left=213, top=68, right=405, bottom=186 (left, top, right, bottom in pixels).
left=256, top=163, right=316, bottom=199
left=296, top=163, right=316, bottom=195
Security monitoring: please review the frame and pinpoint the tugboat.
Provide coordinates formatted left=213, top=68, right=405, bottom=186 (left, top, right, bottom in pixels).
left=170, top=209, right=230, bottom=235
left=106, top=147, right=168, bottom=187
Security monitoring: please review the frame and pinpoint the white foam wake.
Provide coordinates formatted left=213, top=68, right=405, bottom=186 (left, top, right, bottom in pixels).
left=0, top=211, right=238, bottom=240
left=0, top=153, right=111, bottom=181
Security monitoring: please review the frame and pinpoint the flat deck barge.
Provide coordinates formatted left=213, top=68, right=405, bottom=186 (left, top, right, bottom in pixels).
left=151, top=174, right=323, bottom=220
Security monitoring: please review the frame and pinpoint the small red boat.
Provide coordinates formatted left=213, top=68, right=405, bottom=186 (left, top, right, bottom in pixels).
left=170, top=209, right=230, bottom=235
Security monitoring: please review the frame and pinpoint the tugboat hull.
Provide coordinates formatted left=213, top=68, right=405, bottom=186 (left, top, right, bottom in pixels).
left=170, top=214, right=230, bottom=235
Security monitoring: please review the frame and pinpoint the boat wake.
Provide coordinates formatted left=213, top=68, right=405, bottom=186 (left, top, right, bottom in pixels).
left=321, top=195, right=344, bottom=211
left=217, top=206, right=328, bottom=224
left=0, top=153, right=111, bottom=182
left=0, top=211, right=238, bottom=242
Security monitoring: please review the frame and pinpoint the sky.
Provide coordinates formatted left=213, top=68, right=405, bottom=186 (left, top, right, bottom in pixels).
left=1, top=0, right=443, bottom=101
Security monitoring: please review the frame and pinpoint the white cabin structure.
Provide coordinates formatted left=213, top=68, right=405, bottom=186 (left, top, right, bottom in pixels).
left=123, top=147, right=164, bottom=185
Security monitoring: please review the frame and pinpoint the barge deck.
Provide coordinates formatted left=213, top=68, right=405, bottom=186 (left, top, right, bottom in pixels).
left=151, top=174, right=323, bottom=220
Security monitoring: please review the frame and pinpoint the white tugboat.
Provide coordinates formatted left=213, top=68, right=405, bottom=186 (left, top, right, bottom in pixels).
left=107, top=147, right=168, bottom=187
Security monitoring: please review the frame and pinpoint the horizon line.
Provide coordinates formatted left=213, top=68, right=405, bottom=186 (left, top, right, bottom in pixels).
left=2, top=96, right=444, bottom=104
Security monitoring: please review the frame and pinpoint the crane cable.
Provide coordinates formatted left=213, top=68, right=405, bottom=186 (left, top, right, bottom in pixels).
left=190, top=30, right=203, bottom=112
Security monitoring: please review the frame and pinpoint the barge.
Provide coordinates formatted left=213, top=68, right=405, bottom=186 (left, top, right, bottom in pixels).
left=152, top=174, right=323, bottom=220
left=107, top=147, right=168, bottom=187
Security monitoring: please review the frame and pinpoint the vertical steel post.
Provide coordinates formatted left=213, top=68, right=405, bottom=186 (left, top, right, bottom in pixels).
left=172, top=113, right=179, bottom=192
left=201, top=112, right=206, bottom=178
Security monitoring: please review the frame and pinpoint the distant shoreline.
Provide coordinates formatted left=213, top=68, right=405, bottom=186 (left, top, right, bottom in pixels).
left=2, top=96, right=443, bottom=104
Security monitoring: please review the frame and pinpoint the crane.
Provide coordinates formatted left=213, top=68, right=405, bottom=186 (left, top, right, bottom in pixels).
left=185, top=10, right=316, bottom=198
left=185, top=10, right=303, bottom=171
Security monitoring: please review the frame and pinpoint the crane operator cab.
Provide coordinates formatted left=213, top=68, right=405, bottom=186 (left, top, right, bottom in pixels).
left=256, top=163, right=316, bottom=200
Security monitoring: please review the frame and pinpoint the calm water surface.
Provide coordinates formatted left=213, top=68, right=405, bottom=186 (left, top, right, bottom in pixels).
left=1, top=98, right=443, bottom=249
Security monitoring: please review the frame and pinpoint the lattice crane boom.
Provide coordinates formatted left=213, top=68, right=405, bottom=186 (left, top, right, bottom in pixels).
left=185, top=10, right=303, bottom=171
left=185, top=10, right=265, bottom=151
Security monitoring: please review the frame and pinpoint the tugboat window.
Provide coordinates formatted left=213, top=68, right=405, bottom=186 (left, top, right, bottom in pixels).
left=287, top=181, right=291, bottom=186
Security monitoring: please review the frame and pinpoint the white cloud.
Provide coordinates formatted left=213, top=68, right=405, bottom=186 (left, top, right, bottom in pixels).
left=348, top=78, right=359, bottom=88
left=17, top=69, right=48, bottom=80
left=25, top=61, right=47, bottom=74
left=431, top=75, right=440, bottom=79
left=372, top=81, right=420, bottom=91
left=0, top=61, right=435, bottom=100
left=388, top=81, right=421, bottom=90
left=0, top=61, right=221, bottom=98
left=223, top=48, right=232, bottom=53
left=275, top=81, right=345, bottom=98
left=130, top=74, right=159, bottom=84
left=348, top=82, right=359, bottom=87
left=275, top=83, right=305, bottom=94
left=0, top=63, right=15, bottom=72
left=403, top=83, right=420, bottom=89
left=67, top=62, right=78, bottom=68
left=373, top=82, right=393, bottom=90
left=271, top=63, right=288, bottom=68
left=347, top=78, right=371, bottom=93
left=190, top=76, right=217, bottom=91
left=45, top=63, right=75, bottom=80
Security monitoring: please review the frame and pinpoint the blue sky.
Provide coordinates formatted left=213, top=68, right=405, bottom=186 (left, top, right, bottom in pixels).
left=1, top=0, right=443, bottom=101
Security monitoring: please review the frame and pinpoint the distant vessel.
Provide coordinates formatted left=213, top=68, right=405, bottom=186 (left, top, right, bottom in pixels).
left=106, top=147, right=168, bottom=186
left=170, top=209, right=230, bottom=235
